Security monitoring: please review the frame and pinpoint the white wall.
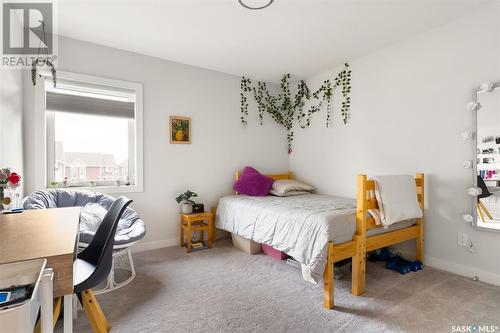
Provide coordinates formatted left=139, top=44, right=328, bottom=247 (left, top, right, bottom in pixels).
left=17, top=4, right=500, bottom=283
left=290, top=4, right=500, bottom=284
left=0, top=69, right=24, bottom=198
left=23, top=36, right=288, bottom=250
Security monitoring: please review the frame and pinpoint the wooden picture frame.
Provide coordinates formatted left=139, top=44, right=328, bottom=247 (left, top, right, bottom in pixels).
left=169, top=116, right=191, bottom=144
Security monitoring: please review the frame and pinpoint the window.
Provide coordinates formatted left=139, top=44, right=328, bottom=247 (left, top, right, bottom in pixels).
left=42, top=72, right=143, bottom=193
left=51, top=112, right=129, bottom=184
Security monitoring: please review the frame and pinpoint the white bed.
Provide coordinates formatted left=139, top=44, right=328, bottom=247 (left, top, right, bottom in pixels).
left=216, top=193, right=415, bottom=283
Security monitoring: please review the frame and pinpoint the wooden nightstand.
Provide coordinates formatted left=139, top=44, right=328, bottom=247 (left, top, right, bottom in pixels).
left=180, top=212, right=215, bottom=253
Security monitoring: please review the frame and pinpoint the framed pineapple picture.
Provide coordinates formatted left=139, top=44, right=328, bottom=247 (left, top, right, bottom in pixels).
left=170, top=116, right=191, bottom=144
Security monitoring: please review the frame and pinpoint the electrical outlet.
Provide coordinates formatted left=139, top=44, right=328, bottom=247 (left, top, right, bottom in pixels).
left=457, top=232, right=468, bottom=247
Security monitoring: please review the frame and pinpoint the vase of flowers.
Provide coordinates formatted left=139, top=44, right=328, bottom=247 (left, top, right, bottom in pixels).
left=0, top=168, right=21, bottom=211
left=175, top=190, right=198, bottom=214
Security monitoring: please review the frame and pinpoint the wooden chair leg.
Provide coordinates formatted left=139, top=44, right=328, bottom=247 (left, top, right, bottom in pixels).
left=34, top=297, right=62, bottom=333
left=479, top=201, right=493, bottom=220
left=477, top=205, right=485, bottom=222
left=52, top=297, right=62, bottom=328
left=351, top=237, right=366, bottom=296
left=81, top=290, right=108, bottom=333
left=323, top=253, right=334, bottom=309
left=87, top=290, right=111, bottom=332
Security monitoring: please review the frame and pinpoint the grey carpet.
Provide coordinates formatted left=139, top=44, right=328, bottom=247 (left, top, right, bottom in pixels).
left=60, top=240, right=500, bottom=333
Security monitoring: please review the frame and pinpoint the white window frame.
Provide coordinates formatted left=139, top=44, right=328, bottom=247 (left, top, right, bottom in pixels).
left=34, top=71, right=144, bottom=194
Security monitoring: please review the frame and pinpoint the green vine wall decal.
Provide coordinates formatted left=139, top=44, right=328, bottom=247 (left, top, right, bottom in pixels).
left=240, top=63, right=351, bottom=153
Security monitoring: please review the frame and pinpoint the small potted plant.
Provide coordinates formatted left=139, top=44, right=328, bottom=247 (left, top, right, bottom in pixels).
left=175, top=190, right=198, bottom=214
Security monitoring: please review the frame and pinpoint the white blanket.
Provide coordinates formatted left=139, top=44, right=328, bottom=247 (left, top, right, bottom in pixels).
left=374, top=175, right=423, bottom=226
left=216, top=194, right=357, bottom=283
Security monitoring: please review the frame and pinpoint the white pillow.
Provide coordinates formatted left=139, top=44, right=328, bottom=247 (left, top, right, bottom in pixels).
left=269, top=190, right=309, bottom=197
left=271, top=179, right=315, bottom=196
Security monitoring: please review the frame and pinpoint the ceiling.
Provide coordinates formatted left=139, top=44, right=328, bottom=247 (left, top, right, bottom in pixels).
left=57, top=0, right=492, bottom=83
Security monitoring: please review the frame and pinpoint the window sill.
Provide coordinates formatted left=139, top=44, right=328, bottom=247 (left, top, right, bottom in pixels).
left=46, top=184, right=143, bottom=194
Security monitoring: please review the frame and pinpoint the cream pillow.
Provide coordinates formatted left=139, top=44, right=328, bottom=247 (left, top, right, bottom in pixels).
left=271, top=179, right=315, bottom=196
left=269, top=190, right=309, bottom=197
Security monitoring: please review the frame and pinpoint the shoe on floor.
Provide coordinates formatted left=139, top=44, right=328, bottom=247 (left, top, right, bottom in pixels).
left=385, top=259, right=411, bottom=274
left=393, top=256, right=424, bottom=271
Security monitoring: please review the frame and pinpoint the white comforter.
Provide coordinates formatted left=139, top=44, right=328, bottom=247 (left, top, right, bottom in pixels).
left=216, top=194, right=357, bottom=283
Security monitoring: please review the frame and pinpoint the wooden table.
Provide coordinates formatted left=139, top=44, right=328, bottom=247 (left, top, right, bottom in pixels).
left=0, top=207, right=80, bottom=333
left=180, top=212, right=215, bottom=252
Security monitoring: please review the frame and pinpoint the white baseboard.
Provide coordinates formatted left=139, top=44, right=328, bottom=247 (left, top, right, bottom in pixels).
left=424, top=255, right=500, bottom=286
left=395, top=248, right=500, bottom=286
left=132, top=231, right=231, bottom=254
left=132, top=237, right=180, bottom=253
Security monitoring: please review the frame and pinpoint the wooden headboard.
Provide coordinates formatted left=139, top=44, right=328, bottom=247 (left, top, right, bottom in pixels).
left=235, top=171, right=294, bottom=181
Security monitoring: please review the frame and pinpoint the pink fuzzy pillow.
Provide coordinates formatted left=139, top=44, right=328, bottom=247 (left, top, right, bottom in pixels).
left=233, top=167, right=274, bottom=196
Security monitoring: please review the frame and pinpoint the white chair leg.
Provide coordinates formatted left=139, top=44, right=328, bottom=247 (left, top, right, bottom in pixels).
left=128, top=247, right=136, bottom=282
left=72, top=294, right=78, bottom=319
left=94, top=254, right=115, bottom=295
left=93, top=246, right=137, bottom=294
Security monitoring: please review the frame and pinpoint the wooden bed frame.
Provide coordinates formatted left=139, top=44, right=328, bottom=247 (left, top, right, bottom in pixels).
left=232, top=171, right=424, bottom=309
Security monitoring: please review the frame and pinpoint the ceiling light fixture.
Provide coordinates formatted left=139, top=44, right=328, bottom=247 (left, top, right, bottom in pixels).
left=238, top=0, right=274, bottom=10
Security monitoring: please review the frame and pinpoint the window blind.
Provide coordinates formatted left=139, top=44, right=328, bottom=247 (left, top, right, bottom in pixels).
left=46, top=91, right=135, bottom=119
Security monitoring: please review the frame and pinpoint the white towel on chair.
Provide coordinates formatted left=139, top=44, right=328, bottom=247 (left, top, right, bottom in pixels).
left=368, top=208, right=382, bottom=226
left=374, top=175, right=423, bottom=227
